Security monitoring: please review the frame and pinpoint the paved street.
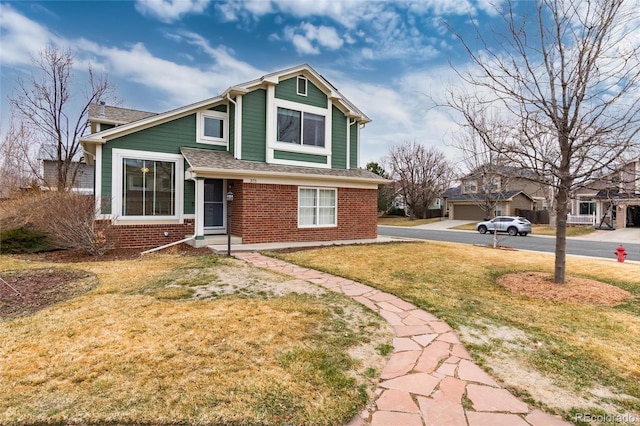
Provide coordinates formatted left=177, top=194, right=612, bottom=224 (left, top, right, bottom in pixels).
left=378, top=221, right=640, bottom=262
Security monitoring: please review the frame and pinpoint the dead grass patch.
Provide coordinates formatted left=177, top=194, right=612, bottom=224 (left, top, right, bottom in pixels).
left=498, top=272, right=632, bottom=305
left=0, top=252, right=392, bottom=425
left=274, top=241, right=640, bottom=421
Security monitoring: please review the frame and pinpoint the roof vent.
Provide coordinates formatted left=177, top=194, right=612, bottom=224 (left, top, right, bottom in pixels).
left=99, top=101, right=106, bottom=117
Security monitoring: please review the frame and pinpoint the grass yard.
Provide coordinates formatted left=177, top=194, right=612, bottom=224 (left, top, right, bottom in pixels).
left=0, top=251, right=392, bottom=425
left=377, top=216, right=443, bottom=226
left=273, top=242, right=640, bottom=423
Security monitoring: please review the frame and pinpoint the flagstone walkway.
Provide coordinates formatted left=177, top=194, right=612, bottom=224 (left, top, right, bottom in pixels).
left=234, top=252, right=571, bottom=426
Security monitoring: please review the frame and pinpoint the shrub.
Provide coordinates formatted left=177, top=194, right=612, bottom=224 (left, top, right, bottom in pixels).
left=0, top=192, right=114, bottom=256
left=0, top=226, right=53, bottom=254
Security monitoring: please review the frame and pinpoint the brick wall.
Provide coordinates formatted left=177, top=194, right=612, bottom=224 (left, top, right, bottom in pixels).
left=238, top=183, right=378, bottom=244
left=99, top=219, right=195, bottom=249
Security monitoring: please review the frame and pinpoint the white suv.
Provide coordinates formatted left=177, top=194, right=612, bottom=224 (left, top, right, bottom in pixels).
left=476, top=216, right=532, bottom=236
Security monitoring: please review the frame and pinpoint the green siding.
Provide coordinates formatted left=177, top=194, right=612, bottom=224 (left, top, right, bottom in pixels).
left=241, top=89, right=267, bottom=161
left=275, top=76, right=327, bottom=109
left=350, top=123, right=359, bottom=168
left=274, top=150, right=327, bottom=164
left=229, top=101, right=235, bottom=157
left=184, top=170, right=195, bottom=214
left=331, top=106, right=347, bottom=169
left=211, top=105, right=227, bottom=113
left=100, top=123, right=115, bottom=131
left=101, top=114, right=226, bottom=214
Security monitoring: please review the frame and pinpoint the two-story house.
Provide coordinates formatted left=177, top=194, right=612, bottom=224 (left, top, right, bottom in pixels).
left=442, top=166, right=546, bottom=220
left=571, top=158, right=640, bottom=228
left=80, top=64, right=387, bottom=249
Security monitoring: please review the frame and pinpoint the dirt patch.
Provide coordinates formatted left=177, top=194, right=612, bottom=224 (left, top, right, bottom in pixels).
left=497, top=272, right=632, bottom=305
left=190, top=258, right=327, bottom=299
left=0, top=269, right=95, bottom=320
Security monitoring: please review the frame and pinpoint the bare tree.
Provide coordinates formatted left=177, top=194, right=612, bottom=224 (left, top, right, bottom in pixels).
left=8, top=46, right=114, bottom=191
left=449, top=102, right=516, bottom=219
left=0, top=118, right=41, bottom=196
left=385, top=140, right=453, bottom=220
left=446, top=0, right=640, bottom=283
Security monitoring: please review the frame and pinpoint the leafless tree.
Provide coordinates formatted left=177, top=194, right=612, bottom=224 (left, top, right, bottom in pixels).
left=385, top=140, right=453, bottom=220
left=0, top=118, right=41, bottom=196
left=7, top=45, right=114, bottom=191
left=446, top=0, right=640, bottom=283
left=449, top=101, right=516, bottom=219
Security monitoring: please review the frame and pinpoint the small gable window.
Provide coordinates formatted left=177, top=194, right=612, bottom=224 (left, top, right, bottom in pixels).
left=197, top=110, right=228, bottom=145
left=297, top=76, right=307, bottom=96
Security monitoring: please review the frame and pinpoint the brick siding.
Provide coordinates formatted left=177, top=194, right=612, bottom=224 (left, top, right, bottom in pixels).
left=236, top=183, right=378, bottom=244
left=100, top=182, right=377, bottom=248
left=99, top=219, right=195, bottom=249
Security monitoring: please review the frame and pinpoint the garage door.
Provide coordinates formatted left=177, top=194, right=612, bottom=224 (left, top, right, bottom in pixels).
left=452, top=204, right=486, bottom=221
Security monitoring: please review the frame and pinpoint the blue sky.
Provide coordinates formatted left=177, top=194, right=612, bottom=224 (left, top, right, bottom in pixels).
left=0, top=0, right=507, bottom=165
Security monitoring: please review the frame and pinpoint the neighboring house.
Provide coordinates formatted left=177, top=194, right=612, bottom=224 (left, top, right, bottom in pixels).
left=41, top=160, right=94, bottom=193
left=571, top=158, right=640, bottom=229
left=38, top=145, right=94, bottom=193
left=80, top=64, right=387, bottom=249
left=443, top=166, right=547, bottom=220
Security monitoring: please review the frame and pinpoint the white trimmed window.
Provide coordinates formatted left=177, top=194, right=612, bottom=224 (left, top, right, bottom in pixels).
left=197, top=110, right=228, bottom=145
left=113, top=149, right=182, bottom=220
left=298, top=187, right=337, bottom=227
left=277, top=107, right=325, bottom=147
left=297, top=76, right=307, bottom=96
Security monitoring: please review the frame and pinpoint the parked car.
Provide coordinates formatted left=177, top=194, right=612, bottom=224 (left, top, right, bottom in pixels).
left=476, top=216, right=532, bottom=236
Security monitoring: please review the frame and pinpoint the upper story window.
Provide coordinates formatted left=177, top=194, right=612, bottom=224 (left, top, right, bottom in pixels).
left=463, top=179, right=478, bottom=193
left=277, top=107, right=325, bottom=147
left=197, top=110, right=228, bottom=145
left=297, top=76, right=307, bottom=96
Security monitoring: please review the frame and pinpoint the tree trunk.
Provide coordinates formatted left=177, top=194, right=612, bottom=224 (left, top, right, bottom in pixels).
left=554, top=186, right=569, bottom=284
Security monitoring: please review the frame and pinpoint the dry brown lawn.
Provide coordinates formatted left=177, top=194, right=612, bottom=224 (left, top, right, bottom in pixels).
left=273, top=241, right=640, bottom=422
left=0, top=250, right=392, bottom=425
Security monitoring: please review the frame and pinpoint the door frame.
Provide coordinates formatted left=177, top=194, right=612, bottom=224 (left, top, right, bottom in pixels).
left=203, top=178, right=227, bottom=235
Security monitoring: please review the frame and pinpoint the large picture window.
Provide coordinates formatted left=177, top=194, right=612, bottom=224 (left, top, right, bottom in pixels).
left=278, top=107, right=325, bottom=147
left=299, top=187, right=336, bottom=227
left=122, top=158, right=176, bottom=216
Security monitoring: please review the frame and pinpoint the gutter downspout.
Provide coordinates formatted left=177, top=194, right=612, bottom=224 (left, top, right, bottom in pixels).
left=140, top=236, right=196, bottom=256
left=226, top=93, right=238, bottom=159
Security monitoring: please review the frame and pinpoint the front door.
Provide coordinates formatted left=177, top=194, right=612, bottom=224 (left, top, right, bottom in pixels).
left=204, top=179, right=224, bottom=233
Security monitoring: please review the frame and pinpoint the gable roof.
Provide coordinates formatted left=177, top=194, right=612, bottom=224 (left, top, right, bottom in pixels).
left=443, top=187, right=533, bottom=202
left=88, top=103, right=156, bottom=125
left=80, top=64, right=369, bottom=154
left=181, top=147, right=388, bottom=185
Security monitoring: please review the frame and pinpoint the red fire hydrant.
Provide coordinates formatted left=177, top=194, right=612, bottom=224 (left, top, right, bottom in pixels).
left=615, top=245, right=627, bottom=263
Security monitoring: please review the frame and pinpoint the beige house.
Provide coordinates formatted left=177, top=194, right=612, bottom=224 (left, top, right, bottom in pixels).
left=571, top=159, right=640, bottom=229
left=443, top=166, right=548, bottom=221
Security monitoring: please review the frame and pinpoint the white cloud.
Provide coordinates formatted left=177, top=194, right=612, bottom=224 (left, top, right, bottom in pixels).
left=291, top=34, right=319, bottom=55
left=0, top=4, right=59, bottom=65
left=283, top=22, right=343, bottom=55
left=134, top=0, right=211, bottom=23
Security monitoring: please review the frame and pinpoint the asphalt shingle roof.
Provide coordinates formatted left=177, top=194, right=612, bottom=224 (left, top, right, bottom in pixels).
left=180, top=147, right=388, bottom=182
left=89, top=103, right=157, bottom=124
